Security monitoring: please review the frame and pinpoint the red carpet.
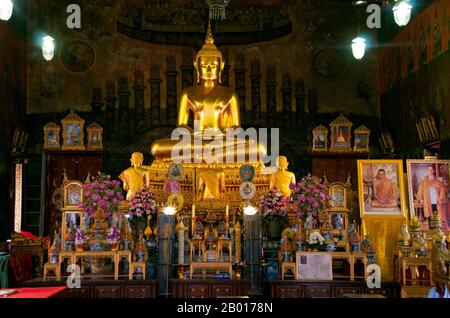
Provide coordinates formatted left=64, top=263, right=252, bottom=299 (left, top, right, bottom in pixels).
left=1, top=286, right=66, bottom=298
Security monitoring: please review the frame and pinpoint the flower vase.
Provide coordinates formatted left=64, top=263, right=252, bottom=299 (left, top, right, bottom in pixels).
left=266, top=221, right=283, bottom=240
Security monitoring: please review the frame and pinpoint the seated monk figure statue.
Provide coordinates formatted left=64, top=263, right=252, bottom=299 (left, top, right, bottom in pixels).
left=269, top=156, right=296, bottom=197
left=119, top=152, right=150, bottom=200
left=370, top=169, right=399, bottom=208
left=151, top=22, right=266, bottom=164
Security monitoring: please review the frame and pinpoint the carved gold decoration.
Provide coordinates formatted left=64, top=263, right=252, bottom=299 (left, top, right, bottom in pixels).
left=312, top=125, right=328, bottom=152
left=61, top=111, right=85, bottom=150
left=86, top=122, right=103, bottom=150
left=43, top=122, right=61, bottom=150
left=353, top=125, right=370, bottom=153
left=330, top=114, right=352, bottom=152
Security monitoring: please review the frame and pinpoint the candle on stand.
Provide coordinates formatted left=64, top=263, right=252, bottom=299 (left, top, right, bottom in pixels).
left=191, top=204, right=195, bottom=237
left=178, top=221, right=186, bottom=265
left=225, top=205, right=229, bottom=220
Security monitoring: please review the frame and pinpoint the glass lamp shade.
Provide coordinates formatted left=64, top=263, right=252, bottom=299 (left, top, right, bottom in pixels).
left=0, top=0, right=13, bottom=21
left=162, top=205, right=177, bottom=216
left=243, top=204, right=258, bottom=216
left=42, top=35, right=55, bottom=61
left=393, top=1, right=412, bottom=27
left=352, top=37, right=366, bottom=60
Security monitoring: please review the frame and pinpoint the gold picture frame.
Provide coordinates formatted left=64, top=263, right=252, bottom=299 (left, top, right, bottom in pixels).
left=86, top=122, right=103, bottom=150
left=406, top=159, right=450, bottom=231
left=312, top=125, right=328, bottom=152
left=357, top=160, right=407, bottom=218
left=353, top=125, right=370, bottom=153
left=63, top=181, right=83, bottom=208
left=328, top=182, right=347, bottom=211
left=43, top=122, right=61, bottom=150
left=61, top=112, right=85, bottom=150
left=329, top=114, right=352, bottom=152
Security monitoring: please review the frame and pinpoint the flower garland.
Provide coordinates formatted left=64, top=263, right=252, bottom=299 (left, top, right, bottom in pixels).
left=305, top=231, right=326, bottom=251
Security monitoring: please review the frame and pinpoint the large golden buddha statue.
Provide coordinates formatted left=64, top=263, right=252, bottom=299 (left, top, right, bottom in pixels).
left=151, top=23, right=266, bottom=164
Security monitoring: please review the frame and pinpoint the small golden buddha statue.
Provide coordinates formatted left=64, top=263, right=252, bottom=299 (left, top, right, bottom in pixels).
left=198, top=168, right=226, bottom=200
left=269, top=156, right=296, bottom=197
left=119, top=152, right=150, bottom=200
left=150, top=22, right=266, bottom=163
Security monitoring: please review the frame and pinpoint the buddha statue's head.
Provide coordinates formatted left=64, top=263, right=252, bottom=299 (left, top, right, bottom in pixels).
left=277, top=156, right=289, bottom=170
left=194, top=21, right=224, bottom=85
left=130, top=152, right=144, bottom=168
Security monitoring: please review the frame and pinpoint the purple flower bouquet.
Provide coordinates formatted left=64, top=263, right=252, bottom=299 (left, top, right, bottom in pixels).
left=260, top=187, right=290, bottom=226
left=290, top=174, right=332, bottom=219
left=128, top=189, right=158, bottom=223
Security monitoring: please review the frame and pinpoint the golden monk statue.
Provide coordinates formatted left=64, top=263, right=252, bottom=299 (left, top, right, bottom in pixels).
left=370, top=169, right=398, bottom=208
left=119, top=152, right=150, bottom=200
left=197, top=168, right=226, bottom=200
left=151, top=22, right=266, bottom=163
left=270, top=156, right=296, bottom=197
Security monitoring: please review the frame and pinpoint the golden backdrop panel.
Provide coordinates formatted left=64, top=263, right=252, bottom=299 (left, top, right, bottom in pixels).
left=362, top=217, right=404, bottom=282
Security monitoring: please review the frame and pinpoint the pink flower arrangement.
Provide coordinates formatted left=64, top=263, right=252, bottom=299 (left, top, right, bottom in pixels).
left=260, top=187, right=290, bottom=225
left=290, top=174, right=332, bottom=219
left=79, top=172, right=124, bottom=218
left=128, top=189, right=157, bottom=223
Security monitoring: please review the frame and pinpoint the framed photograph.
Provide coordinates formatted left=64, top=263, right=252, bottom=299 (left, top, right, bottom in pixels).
left=312, top=125, right=328, bottom=152
left=357, top=160, right=407, bottom=217
left=43, top=122, right=60, bottom=150
left=64, top=181, right=83, bottom=207
left=330, top=114, right=352, bottom=152
left=295, top=252, right=332, bottom=280
left=406, top=160, right=450, bottom=230
left=86, top=122, right=103, bottom=150
left=61, top=112, right=85, bottom=150
left=353, top=125, right=370, bottom=153
left=328, top=183, right=347, bottom=211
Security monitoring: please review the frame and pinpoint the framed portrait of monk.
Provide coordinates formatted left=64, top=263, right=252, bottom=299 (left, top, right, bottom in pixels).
left=406, top=160, right=450, bottom=230
left=357, top=160, right=407, bottom=217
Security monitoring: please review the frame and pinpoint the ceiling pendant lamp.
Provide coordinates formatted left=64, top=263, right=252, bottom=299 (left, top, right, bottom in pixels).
left=393, top=0, right=413, bottom=27
left=352, top=36, right=366, bottom=60
left=42, top=35, right=55, bottom=61
left=0, top=0, right=13, bottom=21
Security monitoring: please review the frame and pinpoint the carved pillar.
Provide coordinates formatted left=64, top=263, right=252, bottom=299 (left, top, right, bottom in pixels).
left=133, top=68, right=146, bottom=128
left=234, top=52, right=246, bottom=126
left=105, top=81, right=116, bottom=123
left=265, top=65, right=277, bottom=127
left=165, top=56, right=179, bottom=125
left=118, top=74, right=130, bottom=124
left=281, top=74, right=292, bottom=126
left=90, top=86, right=103, bottom=122
left=244, top=214, right=262, bottom=296
left=295, top=79, right=306, bottom=124
left=308, top=89, right=318, bottom=119
left=221, top=47, right=230, bottom=87
left=158, top=213, right=176, bottom=297
left=181, top=47, right=194, bottom=89
left=149, top=63, right=162, bottom=125
left=250, top=59, right=261, bottom=126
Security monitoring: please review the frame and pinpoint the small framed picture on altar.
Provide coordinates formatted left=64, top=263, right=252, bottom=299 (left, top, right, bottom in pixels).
left=329, top=114, right=352, bottom=152
left=406, top=159, right=450, bottom=230
left=64, top=181, right=83, bottom=207
left=328, top=183, right=346, bottom=210
left=43, top=122, right=60, bottom=150
left=353, top=125, right=370, bottom=153
left=61, top=112, right=85, bottom=150
left=357, top=160, right=407, bottom=218
left=86, top=122, right=103, bottom=150
left=312, top=125, right=328, bottom=152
